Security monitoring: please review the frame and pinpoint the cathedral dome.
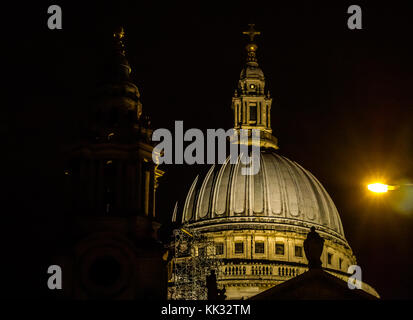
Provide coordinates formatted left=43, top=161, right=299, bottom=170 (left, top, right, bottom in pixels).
left=170, top=25, right=381, bottom=300
left=182, top=150, right=347, bottom=244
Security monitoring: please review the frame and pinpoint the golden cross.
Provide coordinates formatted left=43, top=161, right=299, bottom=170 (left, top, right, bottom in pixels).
left=243, top=24, right=260, bottom=42
left=113, top=26, right=125, bottom=40
left=113, top=26, right=126, bottom=55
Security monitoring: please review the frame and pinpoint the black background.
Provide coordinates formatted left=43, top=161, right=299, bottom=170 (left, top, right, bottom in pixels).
left=3, top=1, right=413, bottom=299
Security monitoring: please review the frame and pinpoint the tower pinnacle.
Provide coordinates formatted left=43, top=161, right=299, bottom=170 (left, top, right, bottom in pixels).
left=112, top=26, right=131, bottom=79
left=113, top=26, right=126, bottom=56
left=92, top=27, right=143, bottom=138
left=242, top=24, right=260, bottom=66
left=230, top=25, right=278, bottom=150
left=242, top=24, right=261, bottom=42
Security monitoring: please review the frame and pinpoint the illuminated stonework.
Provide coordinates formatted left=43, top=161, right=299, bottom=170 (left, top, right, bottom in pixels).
left=172, top=25, right=379, bottom=299
left=181, top=151, right=366, bottom=299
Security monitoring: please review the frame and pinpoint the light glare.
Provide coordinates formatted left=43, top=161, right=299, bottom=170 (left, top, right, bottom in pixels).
left=368, top=183, right=389, bottom=193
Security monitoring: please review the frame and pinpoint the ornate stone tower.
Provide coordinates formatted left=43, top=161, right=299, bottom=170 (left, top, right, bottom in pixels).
left=230, top=24, right=278, bottom=149
left=58, top=27, right=166, bottom=299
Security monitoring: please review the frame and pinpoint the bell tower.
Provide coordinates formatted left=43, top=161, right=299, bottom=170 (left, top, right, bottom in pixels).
left=65, top=27, right=163, bottom=219
left=231, top=24, right=278, bottom=150
left=57, top=28, right=167, bottom=300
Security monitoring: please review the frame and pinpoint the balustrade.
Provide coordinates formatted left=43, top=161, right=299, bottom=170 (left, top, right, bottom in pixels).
left=221, top=264, right=301, bottom=278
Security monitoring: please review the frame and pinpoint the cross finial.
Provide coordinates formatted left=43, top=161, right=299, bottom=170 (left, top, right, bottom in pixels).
left=113, top=26, right=126, bottom=56
left=243, top=24, right=260, bottom=42
left=114, top=26, right=125, bottom=40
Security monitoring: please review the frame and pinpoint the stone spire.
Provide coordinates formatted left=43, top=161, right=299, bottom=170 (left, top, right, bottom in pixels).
left=66, top=27, right=163, bottom=220
left=243, top=24, right=261, bottom=66
left=91, top=27, right=144, bottom=140
left=230, top=24, right=278, bottom=150
left=112, top=26, right=132, bottom=81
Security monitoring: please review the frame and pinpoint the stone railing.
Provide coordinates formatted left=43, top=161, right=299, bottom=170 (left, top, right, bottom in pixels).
left=219, top=263, right=304, bottom=279
left=223, top=264, right=247, bottom=276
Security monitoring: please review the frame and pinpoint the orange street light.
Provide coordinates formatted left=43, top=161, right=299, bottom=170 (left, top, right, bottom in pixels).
left=367, top=183, right=398, bottom=193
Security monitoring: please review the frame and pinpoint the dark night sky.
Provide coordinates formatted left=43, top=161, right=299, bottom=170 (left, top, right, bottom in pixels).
left=3, top=1, right=413, bottom=298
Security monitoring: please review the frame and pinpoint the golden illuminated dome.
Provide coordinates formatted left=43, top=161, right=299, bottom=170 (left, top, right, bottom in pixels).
left=171, top=25, right=379, bottom=300
left=182, top=150, right=347, bottom=244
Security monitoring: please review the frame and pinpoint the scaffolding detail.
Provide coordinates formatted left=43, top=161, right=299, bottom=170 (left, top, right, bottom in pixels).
left=168, top=227, right=221, bottom=300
